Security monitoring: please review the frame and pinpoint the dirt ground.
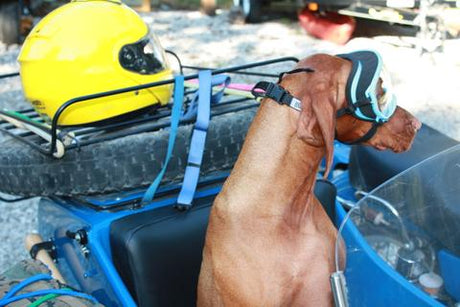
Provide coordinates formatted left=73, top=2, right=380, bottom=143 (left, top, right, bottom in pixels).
left=0, top=8, right=458, bottom=271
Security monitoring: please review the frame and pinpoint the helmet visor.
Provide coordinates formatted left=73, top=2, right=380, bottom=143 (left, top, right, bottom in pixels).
left=119, top=33, right=167, bottom=75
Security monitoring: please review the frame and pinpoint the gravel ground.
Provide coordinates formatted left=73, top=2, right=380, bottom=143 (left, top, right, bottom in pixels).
left=0, top=9, right=459, bottom=271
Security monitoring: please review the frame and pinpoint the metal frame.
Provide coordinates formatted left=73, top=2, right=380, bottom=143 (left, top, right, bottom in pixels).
left=0, top=56, right=299, bottom=157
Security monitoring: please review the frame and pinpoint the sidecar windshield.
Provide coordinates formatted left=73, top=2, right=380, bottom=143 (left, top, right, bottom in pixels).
left=338, top=144, right=460, bottom=306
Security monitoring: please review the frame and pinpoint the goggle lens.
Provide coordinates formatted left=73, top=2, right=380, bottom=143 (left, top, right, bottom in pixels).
left=375, top=67, right=396, bottom=117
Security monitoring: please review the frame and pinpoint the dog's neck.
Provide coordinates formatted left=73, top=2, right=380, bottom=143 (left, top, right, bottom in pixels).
left=217, top=99, right=326, bottom=228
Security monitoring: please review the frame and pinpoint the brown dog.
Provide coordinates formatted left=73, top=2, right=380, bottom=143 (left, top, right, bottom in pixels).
left=197, top=53, right=421, bottom=306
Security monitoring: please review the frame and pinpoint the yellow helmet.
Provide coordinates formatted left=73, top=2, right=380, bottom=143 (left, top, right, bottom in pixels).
left=18, top=0, right=173, bottom=126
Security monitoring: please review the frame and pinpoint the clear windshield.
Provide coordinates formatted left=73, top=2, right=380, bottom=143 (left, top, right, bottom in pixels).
left=337, top=144, right=460, bottom=306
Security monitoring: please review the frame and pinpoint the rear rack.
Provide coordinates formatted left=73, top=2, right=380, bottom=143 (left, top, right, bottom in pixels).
left=0, top=56, right=298, bottom=158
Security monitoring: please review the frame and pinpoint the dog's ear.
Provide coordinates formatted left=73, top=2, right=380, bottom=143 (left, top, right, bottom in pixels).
left=297, top=90, right=336, bottom=178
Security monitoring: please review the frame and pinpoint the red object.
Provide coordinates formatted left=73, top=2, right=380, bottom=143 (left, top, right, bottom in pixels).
left=298, top=8, right=356, bottom=45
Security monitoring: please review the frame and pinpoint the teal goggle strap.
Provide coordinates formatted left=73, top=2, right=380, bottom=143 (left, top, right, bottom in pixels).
left=337, top=50, right=393, bottom=123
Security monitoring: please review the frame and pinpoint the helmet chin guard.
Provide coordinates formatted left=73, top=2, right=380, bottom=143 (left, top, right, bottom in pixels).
left=337, top=50, right=397, bottom=123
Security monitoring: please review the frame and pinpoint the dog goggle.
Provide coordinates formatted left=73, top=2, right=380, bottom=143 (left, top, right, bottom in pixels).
left=337, top=50, right=397, bottom=123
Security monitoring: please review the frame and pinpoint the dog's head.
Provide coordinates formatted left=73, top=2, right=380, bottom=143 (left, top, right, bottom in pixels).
left=280, top=53, right=421, bottom=177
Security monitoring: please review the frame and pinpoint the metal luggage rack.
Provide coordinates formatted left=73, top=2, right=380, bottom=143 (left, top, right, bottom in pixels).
left=0, top=56, right=299, bottom=158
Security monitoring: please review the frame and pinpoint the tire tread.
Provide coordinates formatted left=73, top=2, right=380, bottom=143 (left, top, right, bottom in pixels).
left=0, top=108, right=256, bottom=196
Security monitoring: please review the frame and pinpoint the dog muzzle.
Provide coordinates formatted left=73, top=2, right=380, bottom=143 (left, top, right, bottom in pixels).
left=337, top=50, right=397, bottom=123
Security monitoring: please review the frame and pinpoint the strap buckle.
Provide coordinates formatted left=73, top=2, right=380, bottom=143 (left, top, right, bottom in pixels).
left=267, top=83, right=288, bottom=103
left=251, top=81, right=283, bottom=101
left=252, top=82, right=300, bottom=111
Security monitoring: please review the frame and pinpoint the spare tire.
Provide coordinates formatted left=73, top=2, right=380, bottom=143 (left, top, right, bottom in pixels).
left=0, top=107, right=257, bottom=197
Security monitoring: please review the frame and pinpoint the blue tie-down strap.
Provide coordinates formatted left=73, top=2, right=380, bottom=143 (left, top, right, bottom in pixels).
left=176, top=71, right=230, bottom=210
left=141, top=72, right=230, bottom=206
left=180, top=73, right=231, bottom=121
left=141, top=75, right=185, bottom=205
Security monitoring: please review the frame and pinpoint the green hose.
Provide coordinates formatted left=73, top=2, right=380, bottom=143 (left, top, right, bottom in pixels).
left=28, top=288, right=71, bottom=307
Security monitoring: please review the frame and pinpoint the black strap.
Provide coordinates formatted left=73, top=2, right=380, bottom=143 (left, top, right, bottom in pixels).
left=338, top=122, right=382, bottom=145
left=336, top=100, right=373, bottom=118
left=277, top=67, right=315, bottom=83
left=336, top=99, right=380, bottom=144
left=336, top=106, right=355, bottom=118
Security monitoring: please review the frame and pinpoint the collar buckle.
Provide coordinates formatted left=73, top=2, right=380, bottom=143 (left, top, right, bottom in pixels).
left=266, top=82, right=288, bottom=103
left=252, top=81, right=300, bottom=111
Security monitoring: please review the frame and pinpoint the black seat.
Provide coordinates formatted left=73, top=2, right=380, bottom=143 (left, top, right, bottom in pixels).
left=349, top=124, right=458, bottom=192
left=110, top=180, right=337, bottom=307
